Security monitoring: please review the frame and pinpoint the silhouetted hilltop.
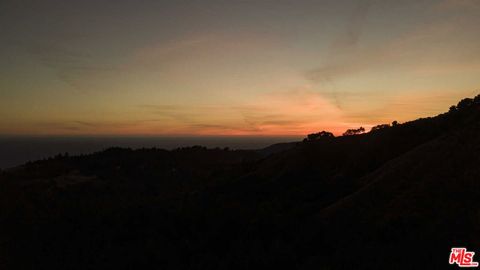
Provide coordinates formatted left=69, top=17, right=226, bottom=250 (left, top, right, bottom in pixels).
left=1, top=95, right=479, bottom=269
left=310, top=125, right=480, bottom=269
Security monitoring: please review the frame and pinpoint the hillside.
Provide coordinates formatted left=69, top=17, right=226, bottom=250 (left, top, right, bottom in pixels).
left=1, top=95, right=480, bottom=269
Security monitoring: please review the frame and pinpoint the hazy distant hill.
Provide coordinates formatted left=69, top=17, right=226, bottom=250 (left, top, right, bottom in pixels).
left=1, top=95, right=479, bottom=270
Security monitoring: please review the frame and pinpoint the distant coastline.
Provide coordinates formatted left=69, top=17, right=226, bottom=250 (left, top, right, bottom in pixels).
left=0, top=135, right=302, bottom=169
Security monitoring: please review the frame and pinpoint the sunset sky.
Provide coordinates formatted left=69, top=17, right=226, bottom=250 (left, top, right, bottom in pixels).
left=1, top=0, right=479, bottom=136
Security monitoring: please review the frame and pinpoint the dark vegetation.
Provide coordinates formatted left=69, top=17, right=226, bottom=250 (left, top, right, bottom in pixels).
left=1, top=95, right=480, bottom=269
left=342, top=126, right=365, bottom=136
left=303, top=131, right=334, bottom=142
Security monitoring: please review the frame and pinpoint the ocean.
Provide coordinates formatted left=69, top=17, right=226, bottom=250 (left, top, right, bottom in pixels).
left=0, top=136, right=302, bottom=169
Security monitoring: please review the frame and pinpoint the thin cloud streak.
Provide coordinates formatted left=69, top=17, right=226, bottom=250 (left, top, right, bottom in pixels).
left=139, top=89, right=355, bottom=135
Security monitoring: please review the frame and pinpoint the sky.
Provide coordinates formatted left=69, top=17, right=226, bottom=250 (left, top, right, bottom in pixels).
left=1, top=0, right=479, bottom=136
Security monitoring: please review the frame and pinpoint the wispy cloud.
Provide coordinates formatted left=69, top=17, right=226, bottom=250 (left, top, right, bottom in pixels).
left=129, top=32, right=278, bottom=71
left=139, top=89, right=354, bottom=135
left=435, top=0, right=480, bottom=11
left=306, top=0, right=374, bottom=84
left=16, top=40, right=123, bottom=92
left=306, top=0, right=480, bottom=85
left=331, top=0, right=374, bottom=51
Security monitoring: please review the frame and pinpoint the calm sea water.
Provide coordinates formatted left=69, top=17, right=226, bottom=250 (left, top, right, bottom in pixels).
left=0, top=136, right=302, bottom=169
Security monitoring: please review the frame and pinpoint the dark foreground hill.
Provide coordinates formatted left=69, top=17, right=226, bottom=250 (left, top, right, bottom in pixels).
left=1, top=95, right=480, bottom=269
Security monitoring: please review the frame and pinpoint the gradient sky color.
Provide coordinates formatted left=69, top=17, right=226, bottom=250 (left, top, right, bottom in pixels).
left=1, top=0, right=479, bottom=136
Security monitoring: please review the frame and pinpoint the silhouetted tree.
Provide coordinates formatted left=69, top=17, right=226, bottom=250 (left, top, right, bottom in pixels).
left=392, top=120, right=399, bottom=127
left=305, top=131, right=334, bottom=141
left=370, top=124, right=390, bottom=132
left=457, top=98, right=473, bottom=110
left=343, top=127, right=365, bottom=136
left=474, top=94, right=480, bottom=104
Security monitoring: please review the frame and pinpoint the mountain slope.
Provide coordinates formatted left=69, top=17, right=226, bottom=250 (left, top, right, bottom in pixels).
left=299, top=124, right=480, bottom=269
left=0, top=95, right=479, bottom=269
